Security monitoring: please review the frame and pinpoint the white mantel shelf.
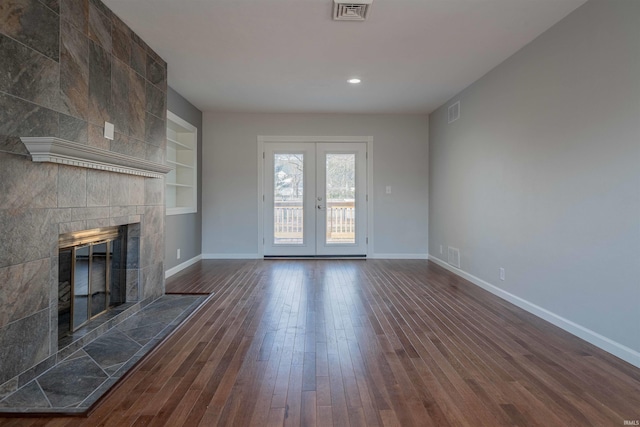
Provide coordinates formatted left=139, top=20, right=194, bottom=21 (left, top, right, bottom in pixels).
left=21, top=137, right=172, bottom=178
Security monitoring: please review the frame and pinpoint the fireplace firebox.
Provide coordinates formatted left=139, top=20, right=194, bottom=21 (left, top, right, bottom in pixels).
left=58, top=227, right=128, bottom=339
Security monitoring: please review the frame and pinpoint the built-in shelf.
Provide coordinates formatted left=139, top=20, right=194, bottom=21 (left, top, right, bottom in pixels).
left=166, top=111, right=197, bottom=215
left=20, top=137, right=172, bottom=178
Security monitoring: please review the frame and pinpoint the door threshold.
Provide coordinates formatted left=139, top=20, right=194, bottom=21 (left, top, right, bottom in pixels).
left=264, top=255, right=366, bottom=260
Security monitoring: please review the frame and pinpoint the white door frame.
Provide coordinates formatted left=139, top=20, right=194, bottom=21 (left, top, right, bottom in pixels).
left=258, top=135, right=374, bottom=257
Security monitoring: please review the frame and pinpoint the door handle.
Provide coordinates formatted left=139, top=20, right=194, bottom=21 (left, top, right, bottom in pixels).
left=317, top=205, right=324, bottom=210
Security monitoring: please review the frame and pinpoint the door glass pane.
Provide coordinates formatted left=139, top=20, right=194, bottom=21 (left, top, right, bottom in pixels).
left=90, top=242, right=108, bottom=316
left=326, top=154, right=356, bottom=244
left=73, top=245, right=90, bottom=329
left=58, top=249, right=73, bottom=338
left=274, top=154, right=304, bottom=245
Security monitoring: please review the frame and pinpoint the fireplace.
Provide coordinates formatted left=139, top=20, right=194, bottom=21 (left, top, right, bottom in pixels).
left=58, top=226, right=129, bottom=339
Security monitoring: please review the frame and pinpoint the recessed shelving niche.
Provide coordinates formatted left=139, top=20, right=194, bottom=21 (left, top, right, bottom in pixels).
left=166, top=111, right=197, bottom=215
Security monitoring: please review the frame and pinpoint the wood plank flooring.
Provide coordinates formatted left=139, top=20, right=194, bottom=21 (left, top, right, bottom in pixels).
left=2, top=259, right=639, bottom=426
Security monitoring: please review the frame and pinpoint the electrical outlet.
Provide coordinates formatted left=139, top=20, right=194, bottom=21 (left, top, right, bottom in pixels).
left=439, top=245, right=443, bottom=254
left=499, top=267, right=505, bottom=281
left=177, top=248, right=181, bottom=260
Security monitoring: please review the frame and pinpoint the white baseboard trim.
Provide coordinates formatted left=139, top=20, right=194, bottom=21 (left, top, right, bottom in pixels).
left=428, top=255, right=640, bottom=369
left=370, top=253, right=429, bottom=259
left=165, top=254, right=202, bottom=279
left=202, top=253, right=261, bottom=259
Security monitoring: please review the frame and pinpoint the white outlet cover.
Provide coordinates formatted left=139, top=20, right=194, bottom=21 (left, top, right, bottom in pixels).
left=104, top=122, right=114, bottom=140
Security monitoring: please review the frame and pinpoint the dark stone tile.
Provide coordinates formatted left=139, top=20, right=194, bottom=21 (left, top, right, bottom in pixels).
left=109, top=173, right=129, bottom=206
left=16, top=354, right=56, bottom=389
left=111, top=14, right=131, bottom=38
left=146, top=55, right=166, bottom=92
left=57, top=165, right=87, bottom=207
left=0, top=93, right=58, bottom=155
left=121, top=321, right=167, bottom=346
left=0, top=0, right=59, bottom=61
left=144, top=175, right=163, bottom=205
left=0, top=309, right=50, bottom=384
left=0, top=151, right=57, bottom=210
left=60, top=0, right=88, bottom=34
left=102, top=363, right=123, bottom=377
left=0, top=34, right=60, bottom=111
left=62, top=349, right=89, bottom=362
left=0, top=378, right=19, bottom=401
left=0, top=258, right=49, bottom=329
left=60, top=19, right=89, bottom=120
left=89, top=0, right=111, bottom=21
left=84, top=330, right=141, bottom=368
left=130, top=40, right=145, bottom=76
left=87, top=123, right=109, bottom=150
left=141, top=261, right=164, bottom=299
left=145, top=112, right=165, bottom=147
left=38, top=355, right=107, bottom=408
left=111, top=59, right=130, bottom=135
left=110, top=132, right=144, bottom=159
left=128, top=69, right=145, bottom=140
left=40, top=0, right=60, bottom=14
left=86, top=169, right=110, bottom=206
left=145, top=141, right=164, bottom=165
left=59, top=113, right=88, bottom=143
left=145, top=81, right=165, bottom=119
left=78, top=377, right=116, bottom=408
left=112, top=27, right=130, bottom=64
left=88, top=3, right=111, bottom=52
left=88, top=40, right=111, bottom=125
left=0, top=209, right=66, bottom=268
left=0, top=381, right=50, bottom=409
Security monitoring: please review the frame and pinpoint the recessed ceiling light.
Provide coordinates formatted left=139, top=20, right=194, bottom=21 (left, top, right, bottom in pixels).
left=348, top=78, right=361, bottom=84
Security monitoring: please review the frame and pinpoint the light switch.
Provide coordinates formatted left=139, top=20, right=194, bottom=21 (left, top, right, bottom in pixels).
left=104, top=121, right=114, bottom=140
left=385, top=186, right=392, bottom=194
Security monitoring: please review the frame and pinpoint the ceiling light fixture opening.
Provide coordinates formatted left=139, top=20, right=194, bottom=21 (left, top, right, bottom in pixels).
left=348, top=78, right=361, bottom=84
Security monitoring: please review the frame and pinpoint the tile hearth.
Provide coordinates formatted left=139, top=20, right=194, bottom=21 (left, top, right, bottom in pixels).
left=0, top=295, right=206, bottom=414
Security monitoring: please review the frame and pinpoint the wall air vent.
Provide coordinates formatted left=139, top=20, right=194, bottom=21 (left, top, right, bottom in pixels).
left=333, top=0, right=373, bottom=21
left=448, top=246, right=460, bottom=268
left=448, top=101, right=460, bottom=124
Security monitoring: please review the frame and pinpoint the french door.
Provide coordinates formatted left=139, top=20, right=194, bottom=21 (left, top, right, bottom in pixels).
left=264, top=142, right=367, bottom=256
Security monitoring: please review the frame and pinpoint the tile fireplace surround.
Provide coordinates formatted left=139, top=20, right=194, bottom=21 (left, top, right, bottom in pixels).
left=0, top=0, right=170, bottom=402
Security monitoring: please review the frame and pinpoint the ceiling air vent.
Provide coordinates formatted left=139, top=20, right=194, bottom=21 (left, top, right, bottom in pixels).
left=333, top=0, right=373, bottom=21
left=448, top=101, right=460, bottom=124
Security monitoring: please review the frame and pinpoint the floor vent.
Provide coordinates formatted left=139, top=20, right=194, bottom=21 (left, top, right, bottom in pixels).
left=333, top=0, right=372, bottom=21
left=447, top=246, right=460, bottom=268
left=448, top=101, right=460, bottom=123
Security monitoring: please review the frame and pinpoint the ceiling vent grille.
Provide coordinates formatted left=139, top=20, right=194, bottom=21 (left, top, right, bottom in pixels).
left=448, top=101, right=460, bottom=124
left=333, top=0, right=373, bottom=21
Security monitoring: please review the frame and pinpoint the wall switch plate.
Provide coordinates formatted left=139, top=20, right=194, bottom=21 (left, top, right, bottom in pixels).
left=177, top=248, right=181, bottom=260
left=440, top=245, right=443, bottom=254
left=499, top=267, right=505, bottom=281
left=104, top=121, right=114, bottom=140
left=386, top=186, right=392, bottom=194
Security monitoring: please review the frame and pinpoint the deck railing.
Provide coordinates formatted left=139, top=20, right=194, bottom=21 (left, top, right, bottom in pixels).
left=274, top=200, right=355, bottom=241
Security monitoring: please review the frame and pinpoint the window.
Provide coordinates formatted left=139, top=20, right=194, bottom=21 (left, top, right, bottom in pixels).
left=166, top=111, right=197, bottom=215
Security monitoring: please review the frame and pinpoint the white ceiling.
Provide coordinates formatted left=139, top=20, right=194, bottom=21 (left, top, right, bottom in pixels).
left=104, top=0, right=586, bottom=114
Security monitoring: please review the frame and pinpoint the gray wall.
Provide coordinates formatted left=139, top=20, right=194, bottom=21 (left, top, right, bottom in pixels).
left=429, top=0, right=640, bottom=361
left=165, top=87, right=203, bottom=270
left=202, top=113, right=429, bottom=257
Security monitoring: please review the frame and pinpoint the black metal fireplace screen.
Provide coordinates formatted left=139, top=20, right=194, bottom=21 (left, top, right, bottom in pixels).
left=58, top=226, right=127, bottom=338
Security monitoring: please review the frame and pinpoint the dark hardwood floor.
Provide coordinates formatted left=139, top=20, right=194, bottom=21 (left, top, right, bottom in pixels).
left=2, top=259, right=639, bottom=426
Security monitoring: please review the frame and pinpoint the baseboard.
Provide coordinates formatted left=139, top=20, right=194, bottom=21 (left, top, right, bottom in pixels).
left=370, top=253, right=429, bottom=259
left=165, top=255, right=202, bottom=279
left=428, top=255, right=640, bottom=369
left=201, top=253, right=261, bottom=259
